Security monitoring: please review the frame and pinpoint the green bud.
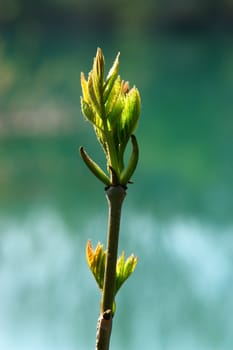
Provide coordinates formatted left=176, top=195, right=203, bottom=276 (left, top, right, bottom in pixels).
left=94, top=47, right=105, bottom=84
left=80, top=48, right=141, bottom=186
left=118, top=86, right=140, bottom=147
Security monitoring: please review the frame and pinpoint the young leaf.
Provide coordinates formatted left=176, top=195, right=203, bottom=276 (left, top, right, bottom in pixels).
left=120, top=135, right=139, bottom=185
left=86, top=240, right=106, bottom=290
left=118, top=87, right=140, bottom=147
left=115, top=252, right=138, bottom=295
left=80, top=147, right=111, bottom=186
left=103, top=52, right=120, bottom=102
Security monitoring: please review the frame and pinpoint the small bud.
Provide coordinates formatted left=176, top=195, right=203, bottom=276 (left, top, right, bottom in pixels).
left=118, top=87, right=141, bottom=145
left=94, top=48, right=105, bottom=83
left=122, top=81, right=130, bottom=95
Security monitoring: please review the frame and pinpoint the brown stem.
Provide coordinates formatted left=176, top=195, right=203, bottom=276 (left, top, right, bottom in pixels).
left=95, top=185, right=126, bottom=350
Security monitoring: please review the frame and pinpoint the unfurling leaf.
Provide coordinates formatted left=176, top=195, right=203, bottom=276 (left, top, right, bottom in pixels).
left=105, top=75, right=122, bottom=119
left=103, top=52, right=120, bottom=102
left=115, top=252, right=138, bottom=295
left=86, top=240, right=106, bottom=290
left=86, top=240, right=137, bottom=297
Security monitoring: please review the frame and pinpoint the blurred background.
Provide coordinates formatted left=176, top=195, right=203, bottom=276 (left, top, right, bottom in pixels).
left=0, top=0, right=233, bottom=349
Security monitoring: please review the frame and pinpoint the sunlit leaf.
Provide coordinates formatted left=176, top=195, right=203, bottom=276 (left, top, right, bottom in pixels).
left=105, top=75, right=122, bottom=120
left=86, top=240, right=106, bottom=290
left=103, top=52, right=120, bottom=102
left=80, top=72, right=89, bottom=102
left=94, top=47, right=105, bottom=84
left=87, top=74, right=102, bottom=117
left=118, top=87, right=140, bottom=147
left=115, top=252, right=138, bottom=295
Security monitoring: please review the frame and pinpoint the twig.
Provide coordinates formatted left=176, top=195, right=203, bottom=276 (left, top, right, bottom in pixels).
left=96, top=185, right=126, bottom=350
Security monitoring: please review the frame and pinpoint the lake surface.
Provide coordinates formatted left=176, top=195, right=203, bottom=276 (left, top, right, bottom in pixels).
left=0, top=208, right=233, bottom=350
left=0, top=31, right=233, bottom=349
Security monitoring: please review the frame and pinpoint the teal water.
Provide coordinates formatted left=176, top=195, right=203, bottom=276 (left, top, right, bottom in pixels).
left=0, top=32, right=233, bottom=349
left=0, top=209, right=232, bottom=349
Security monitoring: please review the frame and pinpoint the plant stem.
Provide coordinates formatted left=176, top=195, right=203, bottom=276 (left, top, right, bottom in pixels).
left=96, top=185, right=126, bottom=350
left=102, top=185, right=126, bottom=312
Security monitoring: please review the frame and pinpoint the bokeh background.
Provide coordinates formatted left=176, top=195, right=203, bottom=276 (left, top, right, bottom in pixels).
left=0, top=1, right=233, bottom=349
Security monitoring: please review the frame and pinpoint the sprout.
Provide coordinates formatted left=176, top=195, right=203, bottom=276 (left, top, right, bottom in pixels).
left=80, top=48, right=140, bottom=186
